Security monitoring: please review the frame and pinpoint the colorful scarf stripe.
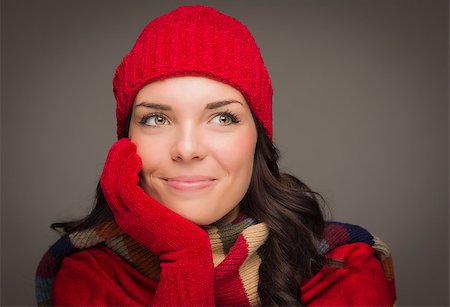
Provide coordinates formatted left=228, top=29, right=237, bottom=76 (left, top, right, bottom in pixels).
left=35, top=219, right=396, bottom=306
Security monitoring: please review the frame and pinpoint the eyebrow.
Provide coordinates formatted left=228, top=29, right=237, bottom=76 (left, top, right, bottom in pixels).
left=135, top=99, right=243, bottom=110
left=135, top=102, right=171, bottom=110
left=206, top=100, right=243, bottom=109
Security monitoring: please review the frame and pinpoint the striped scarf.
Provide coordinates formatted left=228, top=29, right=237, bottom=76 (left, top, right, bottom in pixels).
left=35, top=217, right=396, bottom=306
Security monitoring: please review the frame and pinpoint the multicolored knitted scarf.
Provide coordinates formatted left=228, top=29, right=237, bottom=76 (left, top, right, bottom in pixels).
left=35, top=218, right=396, bottom=306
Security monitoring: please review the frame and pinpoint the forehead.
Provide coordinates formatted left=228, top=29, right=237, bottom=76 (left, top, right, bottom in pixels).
left=134, top=76, right=248, bottom=109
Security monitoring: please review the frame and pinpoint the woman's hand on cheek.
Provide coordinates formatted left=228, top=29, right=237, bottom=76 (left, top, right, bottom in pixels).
left=100, top=138, right=212, bottom=263
left=100, top=138, right=214, bottom=305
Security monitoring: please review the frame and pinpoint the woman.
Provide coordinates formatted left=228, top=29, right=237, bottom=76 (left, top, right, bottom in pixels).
left=35, top=5, right=396, bottom=306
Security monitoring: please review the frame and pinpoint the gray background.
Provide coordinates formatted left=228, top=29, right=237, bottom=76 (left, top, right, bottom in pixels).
left=1, top=0, right=449, bottom=306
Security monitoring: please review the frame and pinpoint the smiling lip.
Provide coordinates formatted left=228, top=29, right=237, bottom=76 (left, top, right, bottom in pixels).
left=163, top=176, right=217, bottom=191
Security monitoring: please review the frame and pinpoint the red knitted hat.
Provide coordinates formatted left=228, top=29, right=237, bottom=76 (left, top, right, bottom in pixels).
left=113, top=5, right=273, bottom=139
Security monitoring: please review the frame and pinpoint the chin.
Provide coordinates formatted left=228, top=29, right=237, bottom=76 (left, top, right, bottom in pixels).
left=178, top=212, right=217, bottom=226
left=162, top=199, right=223, bottom=226
left=156, top=196, right=237, bottom=226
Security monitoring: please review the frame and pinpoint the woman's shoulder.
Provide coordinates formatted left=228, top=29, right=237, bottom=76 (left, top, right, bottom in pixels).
left=301, top=242, right=394, bottom=306
left=300, top=221, right=396, bottom=306
left=56, top=244, right=127, bottom=280
left=52, top=245, right=157, bottom=306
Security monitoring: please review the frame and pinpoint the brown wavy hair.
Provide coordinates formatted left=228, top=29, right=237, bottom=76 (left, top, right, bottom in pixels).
left=51, top=113, right=328, bottom=306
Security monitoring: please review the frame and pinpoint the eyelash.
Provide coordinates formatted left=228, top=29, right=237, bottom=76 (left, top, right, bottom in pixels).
left=216, top=110, right=240, bottom=124
left=139, top=112, right=167, bottom=127
left=138, top=110, right=241, bottom=127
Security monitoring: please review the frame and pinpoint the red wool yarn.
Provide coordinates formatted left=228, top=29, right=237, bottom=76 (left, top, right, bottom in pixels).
left=113, top=5, right=273, bottom=140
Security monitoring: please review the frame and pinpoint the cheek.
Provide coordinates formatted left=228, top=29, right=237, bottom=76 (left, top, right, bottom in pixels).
left=129, top=132, right=166, bottom=175
left=211, top=128, right=257, bottom=175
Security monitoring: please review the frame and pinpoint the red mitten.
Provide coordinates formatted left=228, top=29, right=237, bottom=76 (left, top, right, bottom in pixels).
left=100, top=138, right=214, bottom=306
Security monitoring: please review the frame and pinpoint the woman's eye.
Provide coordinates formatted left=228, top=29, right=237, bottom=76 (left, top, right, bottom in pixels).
left=211, top=112, right=240, bottom=126
left=140, top=114, right=168, bottom=127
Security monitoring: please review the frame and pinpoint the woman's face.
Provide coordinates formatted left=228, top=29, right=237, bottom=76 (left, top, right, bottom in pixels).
left=128, top=76, right=257, bottom=226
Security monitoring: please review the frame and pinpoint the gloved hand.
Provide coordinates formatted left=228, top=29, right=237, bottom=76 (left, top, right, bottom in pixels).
left=100, top=138, right=214, bottom=306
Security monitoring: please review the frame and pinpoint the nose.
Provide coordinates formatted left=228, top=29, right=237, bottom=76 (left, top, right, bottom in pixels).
left=170, top=124, right=207, bottom=162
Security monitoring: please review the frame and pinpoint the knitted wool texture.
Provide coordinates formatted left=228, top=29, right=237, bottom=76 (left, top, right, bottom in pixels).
left=113, top=5, right=273, bottom=139
left=35, top=219, right=396, bottom=306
